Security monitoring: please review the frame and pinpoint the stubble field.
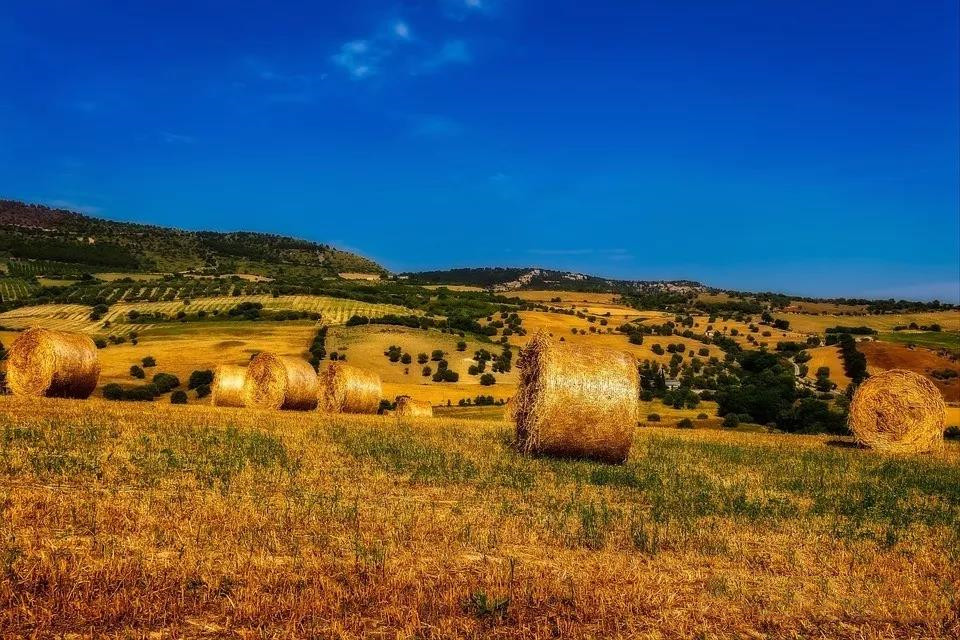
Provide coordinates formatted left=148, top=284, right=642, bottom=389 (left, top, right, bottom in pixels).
left=0, top=397, right=957, bottom=638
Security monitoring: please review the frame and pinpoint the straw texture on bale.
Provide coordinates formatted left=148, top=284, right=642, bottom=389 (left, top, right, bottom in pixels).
left=7, top=328, right=100, bottom=399
left=513, top=332, right=638, bottom=464
left=849, top=369, right=945, bottom=454
left=395, top=396, right=433, bottom=418
left=242, top=353, right=318, bottom=411
left=318, top=362, right=382, bottom=414
left=211, top=364, right=247, bottom=408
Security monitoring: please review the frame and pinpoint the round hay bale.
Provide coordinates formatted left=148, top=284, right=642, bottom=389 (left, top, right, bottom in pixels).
left=513, top=332, right=638, bottom=464
left=318, top=362, right=382, bottom=414
left=395, top=395, right=433, bottom=418
left=242, top=353, right=318, bottom=411
left=849, top=369, right=945, bottom=454
left=211, top=364, right=247, bottom=407
left=7, top=328, right=100, bottom=399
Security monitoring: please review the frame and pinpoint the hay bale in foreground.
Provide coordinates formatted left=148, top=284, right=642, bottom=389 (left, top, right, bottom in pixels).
left=395, top=396, right=433, bottom=418
left=242, top=353, right=318, bottom=411
left=6, top=328, right=100, bottom=399
left=211, top=364, right=247, bottom=407
left=513, top=332, right=638, bottom=464
left=849, top=369, right=945, bottom=454
left=318, top=362, right=382, bottom=414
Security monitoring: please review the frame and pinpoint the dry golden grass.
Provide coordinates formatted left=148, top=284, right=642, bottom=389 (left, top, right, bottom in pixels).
left=0, top=396, right=958, bottom=638
left=95, top=322, right=317, bottom=395
left=510, top=290, right=623, bottom=305
left=509, top=311, right=721, bottom=366
left=0, top=294, right=412, bottom=336
left=805, top=345, right=852, bottom=388
left=327, top=324, right=518, bottom=404
left=776, top=311, right=960, bottom=335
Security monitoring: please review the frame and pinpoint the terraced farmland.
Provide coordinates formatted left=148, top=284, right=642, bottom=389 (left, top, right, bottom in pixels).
left=0, top=277, right=34, bottom=302
left=0, top=294, right=416, bottom=336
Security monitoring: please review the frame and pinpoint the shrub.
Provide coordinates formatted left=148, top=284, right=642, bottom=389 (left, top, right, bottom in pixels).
left=141, top=356, right=156, bottom=367
left=129, top=365, right=145, bottom=379
left=94, top=338, right=107, bottom=349
left=945, top=426, right=960, bottom=440
left=422, top=366, right=432, bottom=377
left=170, top=390, right=188, bottom=404
left=152, top=373, right=180, bottom=394
left=124, top=386, right=156, bottom=402
left=431, top=349, right=445, bottom=361
left=195, top=384, right=211, bottom=399
left=188, top=369, right=214, bottom=389
left=647, top=413, right=660, bottom=422
left=479, top=373, right=496, bottom=386
left=456, top=341, right=467, bottom=351
left=401, top=353, right=412, bottom=365
left=103, top=383, right=124, bottom=400
left=677, top=418, right=695, bottom=429
left=722, top=413, right=740, bottom=429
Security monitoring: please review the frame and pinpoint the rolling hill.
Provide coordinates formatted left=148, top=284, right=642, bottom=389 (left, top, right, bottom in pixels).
left=0, top=199, right=386, bottom=278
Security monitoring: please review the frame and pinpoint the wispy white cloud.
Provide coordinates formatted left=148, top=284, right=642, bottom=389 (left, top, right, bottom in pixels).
left=442, top=0, right=498, bottom=20
left=242, top=57, right=325, bottom=103
left=393, top=21, right=411, bottom=40
left=332, top=39, right=380, bottom=78
left=331, top=17, right=417, bottom=80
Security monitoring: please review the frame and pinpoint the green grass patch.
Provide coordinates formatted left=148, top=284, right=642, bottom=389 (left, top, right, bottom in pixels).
left=879, top=331, right=960, bottom=354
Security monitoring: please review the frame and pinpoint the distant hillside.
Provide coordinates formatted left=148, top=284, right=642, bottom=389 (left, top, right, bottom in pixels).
left=402, top=267, right=704, bottom=294
left=0, top=199, right=386, bottom=278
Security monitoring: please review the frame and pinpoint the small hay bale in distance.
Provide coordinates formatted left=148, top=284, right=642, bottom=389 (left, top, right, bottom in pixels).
left=6, top=328, right=100, bottom=399
left=318, top=362, right=382, bottom=414
left=395, top=395, right=433, bottom=418
left=211, top=364, right=247, bottom=407
left=513, top=331, right=638, bottom=464
left=242, top=352, right=318, bottom=411
left=849, top=369, right=945, bottom=454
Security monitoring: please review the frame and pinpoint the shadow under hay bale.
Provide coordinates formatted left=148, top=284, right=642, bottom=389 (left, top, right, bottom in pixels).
left=318, top=362, right=382, bottom=414
left=7, top=328, right=100, bottom=399
left=211, top=364, right=247, bottom=407
left=513, top=331, right=638, bottom=464
left=395, top=395, right=433, bottom=418
left=849, top=369, right=945, bottom=454
left=242, top=353, right=318, bottom=411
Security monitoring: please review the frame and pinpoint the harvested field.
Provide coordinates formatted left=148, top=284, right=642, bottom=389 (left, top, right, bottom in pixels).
left=0, top=396, right=957, bottom=638
left=860, top=341, right=960, bottom=402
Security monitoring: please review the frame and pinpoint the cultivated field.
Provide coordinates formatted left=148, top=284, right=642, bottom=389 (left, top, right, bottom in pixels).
left=859, top=341, right=960, bottom=402
left=95, top=321, right=319, bottom=389
left=326, top=324, right=518, bottom=405
left=775, top=310, right=960, bottom=335
left=0, top=294, right=412, bottom=336
left=0, top=397, right=957, bottom=638
left=0, top=278, right=32, bottom=302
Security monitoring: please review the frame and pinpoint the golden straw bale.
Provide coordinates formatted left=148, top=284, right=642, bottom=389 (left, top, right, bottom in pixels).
left=395, top=395, right=433, bottom=418
left=318, top=362, right=382, bottom=414
left=211, top=364, right=247, bottom=407
left=849, top=369, right=945, bottom=454
left=6, top=328, right=100, bottom=399
left=242, top=353, right=318, bottom=411
left=513, top=332, right=638, bottom=464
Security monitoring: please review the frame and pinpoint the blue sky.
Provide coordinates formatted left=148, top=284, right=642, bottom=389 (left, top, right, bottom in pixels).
left=1, top=1, right=958, bottom=301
